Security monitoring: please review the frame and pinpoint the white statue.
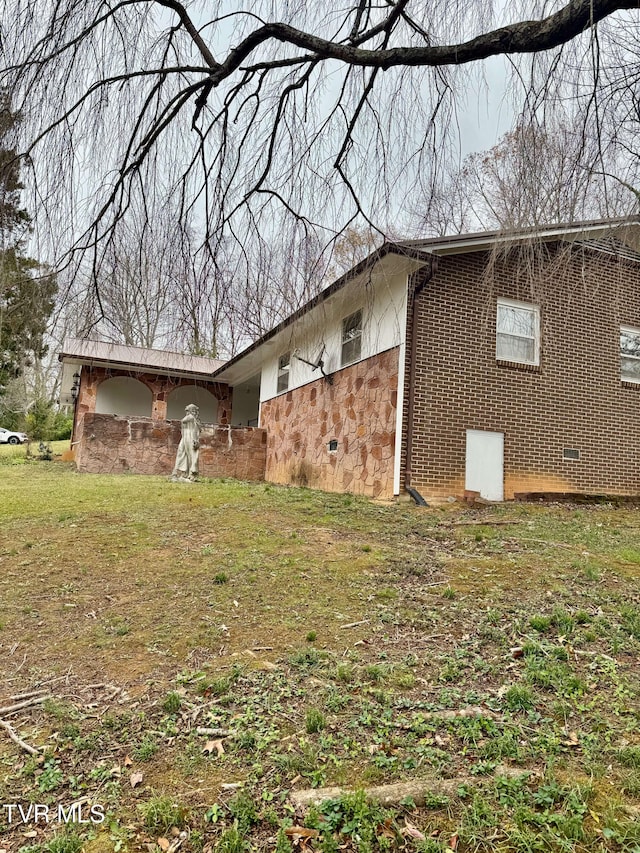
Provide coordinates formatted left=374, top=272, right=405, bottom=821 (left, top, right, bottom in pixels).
left=171, top=403, right=202, bottom=481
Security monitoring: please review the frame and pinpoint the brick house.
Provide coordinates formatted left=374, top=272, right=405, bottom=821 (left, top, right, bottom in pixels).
left=61, top=217, right=640, bottom=501
left=212, top=216, right=640, bottom=501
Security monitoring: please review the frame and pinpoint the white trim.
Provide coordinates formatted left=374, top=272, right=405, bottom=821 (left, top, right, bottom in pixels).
left=496, top=297, right=540, bottom=366
left=393, top=338, right=406, bottom=496
left=620, top=325, right=640, bottom=384
left=341, top=308, right=363, bottom=367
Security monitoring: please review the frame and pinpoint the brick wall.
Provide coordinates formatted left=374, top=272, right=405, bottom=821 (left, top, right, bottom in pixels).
left=409, top=242, right=640, bottom=498
left=75, top=413, right=266, bottom=480
left=260, top=348, right=399, bottom=498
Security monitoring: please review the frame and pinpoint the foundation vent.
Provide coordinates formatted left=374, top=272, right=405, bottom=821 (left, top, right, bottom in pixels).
left=563, top=448, right=580, bottom=461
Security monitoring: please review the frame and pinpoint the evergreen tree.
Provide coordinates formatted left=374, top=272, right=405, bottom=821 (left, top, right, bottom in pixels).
left=0, top=91, right=56, bottom=398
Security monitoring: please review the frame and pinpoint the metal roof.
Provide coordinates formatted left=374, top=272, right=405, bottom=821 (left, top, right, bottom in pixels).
left=59, top=338, right=224, bottom=376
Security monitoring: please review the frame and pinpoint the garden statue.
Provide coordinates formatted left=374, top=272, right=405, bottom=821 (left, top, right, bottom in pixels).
left=171, top=403, right=202, bottom=481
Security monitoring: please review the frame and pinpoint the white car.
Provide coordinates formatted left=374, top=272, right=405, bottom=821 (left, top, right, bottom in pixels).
left=0, top=427, right=28, bottom=445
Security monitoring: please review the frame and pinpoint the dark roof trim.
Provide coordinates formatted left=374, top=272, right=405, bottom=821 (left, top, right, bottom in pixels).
left=212, top=242, right=431, bottom=378
left=212, top=215, right=640, bottom=380
left=395, top=214, right=640, bottom=252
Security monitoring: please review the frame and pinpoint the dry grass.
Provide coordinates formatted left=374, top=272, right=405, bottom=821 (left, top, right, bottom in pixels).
left=1, top=464, right=640, bottom=852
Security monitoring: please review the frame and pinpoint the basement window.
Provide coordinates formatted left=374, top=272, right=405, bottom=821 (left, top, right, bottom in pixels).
left=277, top=352, right=291, bottom=393
left=341, top=310, right=363, bottom=366
left=496, top=299, right=540, bottom=366
left=620, top=326, right=640, bottom=383
left=563, top=448, right=580, bottom=461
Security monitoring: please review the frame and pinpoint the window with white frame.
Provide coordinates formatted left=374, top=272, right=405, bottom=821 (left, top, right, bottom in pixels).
left=496, top=298, right=540, bottom=366
left=277, top=352, right=291, bottom=393
left=341, top=309, right=362, bottom=366
left=620, top=326, right=640, bottom=382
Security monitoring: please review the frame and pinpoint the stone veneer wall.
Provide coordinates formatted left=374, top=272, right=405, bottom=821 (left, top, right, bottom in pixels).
left=76, top=413, right=266, bottom=480
left=259, top=347, right=399, bottom=499
left=73, top=366, right=232, bottom=444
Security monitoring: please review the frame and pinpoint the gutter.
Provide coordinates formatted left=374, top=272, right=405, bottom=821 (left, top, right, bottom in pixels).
left=404, top=256, right=439, bottom=505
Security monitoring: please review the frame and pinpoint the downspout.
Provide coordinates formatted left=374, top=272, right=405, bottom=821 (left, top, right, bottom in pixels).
left=404, top=256, right=439, bottom=506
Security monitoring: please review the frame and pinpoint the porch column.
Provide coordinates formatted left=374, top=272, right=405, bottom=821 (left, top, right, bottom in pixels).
left=152, top=394, right=167, bottom=420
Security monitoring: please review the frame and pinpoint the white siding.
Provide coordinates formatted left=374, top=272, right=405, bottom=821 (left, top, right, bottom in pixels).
left=259, top=270, right=408, bottom=403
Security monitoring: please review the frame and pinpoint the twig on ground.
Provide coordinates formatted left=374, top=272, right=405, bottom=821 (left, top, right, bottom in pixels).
left=0, top=718, right=40, bottom=755
left=448, top=520, right=524, bottom=527
left=196, top=727, right=231, bottom=737
left=9, top=689, right=49, bottom=702
left=0, top=695, right=52, bottom=716
left=339, top=619, right=370, bottom=629
left=519, top=538, right=575, bottom=550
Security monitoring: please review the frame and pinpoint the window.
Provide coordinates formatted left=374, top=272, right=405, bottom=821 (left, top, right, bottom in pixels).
left=496, top=299, right=540, bottom=366
left=563, top=448, right=580, bottom=461
left=277, top=352, right=291, bottom=393
left=620, top=326, right=640, bottom=383
left=341, top=310, right=362, bottom=366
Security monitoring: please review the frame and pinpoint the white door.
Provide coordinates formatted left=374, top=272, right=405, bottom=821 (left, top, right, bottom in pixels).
left=465, top=430, right=504, bottom=501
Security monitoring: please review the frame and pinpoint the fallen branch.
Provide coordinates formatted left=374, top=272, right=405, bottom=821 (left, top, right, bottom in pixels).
left=389, top=706, right=499, bottom=726
left=0, top=718, right=40, bottom=755
left=519, top=538, right=575, bottom=550
left=196, top=727, right=231, bottom=737
left=339, top=619, right=370, bottom=630
left=447, top=520, right=524, bottom=527
left=0, top=695, right=52, bottom=716
left=290, top=766, right=530, bottom=809
left=9, top=689, right=49, bottom=702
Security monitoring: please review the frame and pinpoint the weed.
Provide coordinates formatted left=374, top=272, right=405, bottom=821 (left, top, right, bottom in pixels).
left=364, top=663, right=386, bottom=683
left=289, top=647, right=324, bottom=669
left=620, top=605, right=640, bottom=640
left=162, top=691, right=182, bottom=714
left=306, top=630, right=317, bottom=642
left=38, top=760, right=64, bottom=792
left=416, top=841, right=444, bottom=853
left=275, top=828, right=294, bottom=853
left=617, top=547, right=640, bottom=564
left=228, top=791, right=258, bottom=832
left=529, top=614, right=552, bottom=632
left=423, top=790, right=450, bottom=809
left=133, top=734, right=158, bottom=761
left=504, top=684, right=536, bottom=712
left=375, top=587, right=397, bottom=601
left=45, top=833, right=84, bottom=853
left=217, top=823, right=249, bottom=853
left=139, top=796, right=186, bottom=832
left=334, top=663, right=354, bottom=683
left=324, top=689, right=349, bottom=712
left=617, top=746, right=640, bottom=767
left=201, top=675, right=233, bottom=697
left=214, top=572, right=229, bottom=584
left=305, top=708, right=326, bottom=734
left=392, top=670, right=416, bottom=689
left=42, top=699, right=77, bottom=722
left=442, top=587, right=456, bottom=600
left=438, top=660, right=462, bottom=683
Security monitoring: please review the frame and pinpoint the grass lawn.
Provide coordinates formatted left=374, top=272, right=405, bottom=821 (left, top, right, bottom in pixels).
left=0, top=461, right=639, bottom=852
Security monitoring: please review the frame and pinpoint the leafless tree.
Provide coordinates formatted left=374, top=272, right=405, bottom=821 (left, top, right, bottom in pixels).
left=413, top=114, right=637, bottom=234
left=1, top=0, right=638, bottom=297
